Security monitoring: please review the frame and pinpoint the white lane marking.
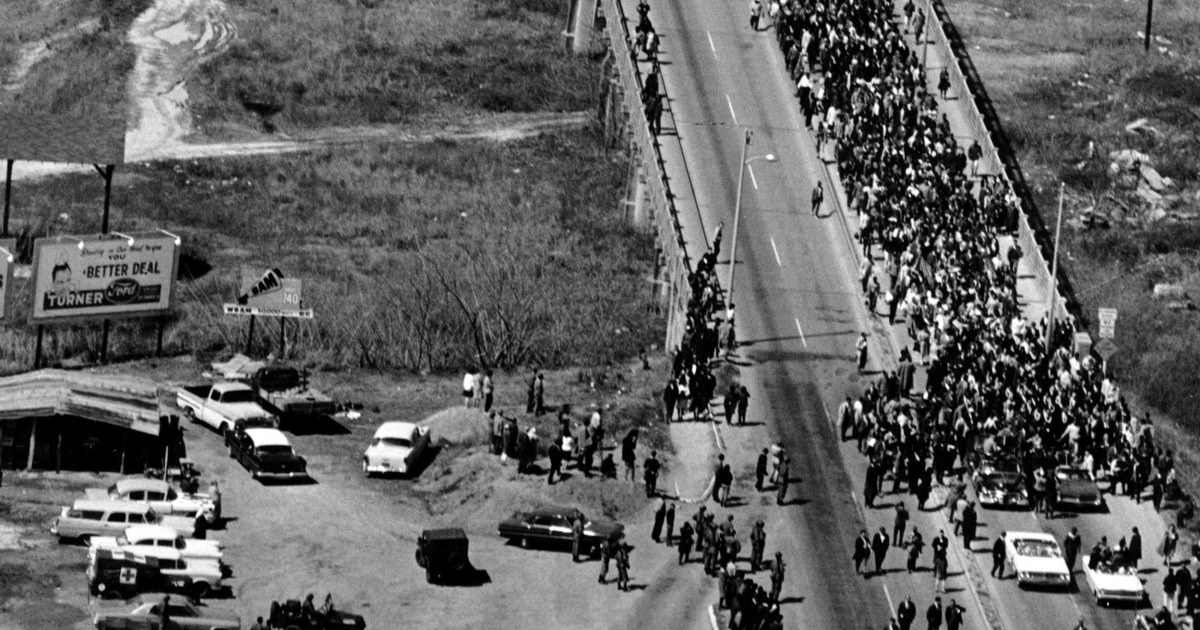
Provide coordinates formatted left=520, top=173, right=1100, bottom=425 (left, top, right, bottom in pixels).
left=726, top=94, right=738, bottom=125
left=795, top=318, right=808, bottom=348
left=707, top=604, right=720, bottom=630
left=882, top=583, right=896, bottom=615
left=748, top=164, right=759, bottom=189
left=770, top=237, right=782, bottom=266
left=707, top=30, right=716, bottom=55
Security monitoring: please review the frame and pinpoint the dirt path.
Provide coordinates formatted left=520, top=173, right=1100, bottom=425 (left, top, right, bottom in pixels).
left=124, top=0, right=237, bottom=162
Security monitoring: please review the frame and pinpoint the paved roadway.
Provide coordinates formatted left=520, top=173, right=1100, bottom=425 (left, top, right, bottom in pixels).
left=627, top=0, right=1179, bottom=628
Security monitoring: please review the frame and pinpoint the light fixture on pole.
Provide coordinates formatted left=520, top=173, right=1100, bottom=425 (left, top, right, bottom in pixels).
left=725, top=128, right=776, bottom=314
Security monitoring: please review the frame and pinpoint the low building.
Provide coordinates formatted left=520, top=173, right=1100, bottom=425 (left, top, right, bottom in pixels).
left=0, top=369, right=177, bottom=473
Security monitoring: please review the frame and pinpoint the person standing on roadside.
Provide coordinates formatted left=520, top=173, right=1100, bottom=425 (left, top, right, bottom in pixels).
left=856, top=332, right=869, bottom=374
left=749, top=0, right=762, bottom=30
left=678, top=520, right=694, bottom=564
left=932, top=530, right=949, bottom=592
left=644, top=450, right=661, bottom=498
left=534, top=373, right=545, bottom=415
left=854, top=529, right=871, bottom=575
left=483, top=370, right=495, bottom=412
left=547, top=441, right=562, bottom=485
left=663, top=379, right=678, bottom=423
left=937, top=68, right=950, bottom=100
left=776, top=456, right=791, bottom=505
left=737, top=385, right=750, bottom=425
left=724, top=384, right=740, bottom=424
left=811, top=181, right=824, bottom=217
left=622, top=430, right=639, bottom=482
left=898, top=595, right=917, bottom=630
left=651, top=497, right=666, bottom=542
left=945, top=599, right=965, bottom=630
left=907, top=527, right=924, bottom=573
left=598, top=539, right=611, bottom=584
left=756, top=448, right=769, bottom=491
left=925, top=596, right=943, bottom=630
left=526, top=368, right=538, bottom=413
left=872, top=527, right=891, bottom=577
left=463, top=369, right=476, bottom=408
left=750, top=520, right=767, bottom=571
left=572, top=514, right=585, bottom=563
left=1163, top=525, right=1179, bottom=567
left=893, top=502, right=909, bottom=545
left=665, top=502, right=676, bottom=545
left=960, top=501, right=977, bottom=550
left=1131, top=527, right=1143, bottom=570
left=769, top=551, right=785, bottom=601
left=616, top=540, right=631, bottom=591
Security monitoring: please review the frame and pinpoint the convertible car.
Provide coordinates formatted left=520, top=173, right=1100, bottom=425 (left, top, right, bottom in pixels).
left=92, top=593, right=239, bottom=630
left=1054, top=465, right=1104, bottom=510
left=1082, top=554, right=1146, bottom=605
left=498, top=506, right=623, bottom=556
left=1005, top=531, right=1071, bottom=589
left=972, top=457, right=1029, bottom=509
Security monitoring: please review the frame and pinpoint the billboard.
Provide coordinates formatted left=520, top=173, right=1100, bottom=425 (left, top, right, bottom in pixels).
left=30, top=232, right=180, bottom=323
left=223, top=267, right=312, bottom=318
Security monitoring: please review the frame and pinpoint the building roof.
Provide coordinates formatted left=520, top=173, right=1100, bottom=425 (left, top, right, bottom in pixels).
left=0, top=369, right=165, bottom=435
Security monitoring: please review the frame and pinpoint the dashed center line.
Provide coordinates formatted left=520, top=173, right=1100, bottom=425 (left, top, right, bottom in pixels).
left=795, top=318, right=808, bottom=348
left=748, top=164, right=759, bottom=189
left=770, top=237, right=782, bottom=266
left=707, top=30, right=716, bottom=55
left=726, top=94, right=738, bottom=125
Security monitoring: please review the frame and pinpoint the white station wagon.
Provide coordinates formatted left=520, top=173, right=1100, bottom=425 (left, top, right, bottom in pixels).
left=85, top=478, right=218, bottom=524
left=90, top=524, right=223, bottom=563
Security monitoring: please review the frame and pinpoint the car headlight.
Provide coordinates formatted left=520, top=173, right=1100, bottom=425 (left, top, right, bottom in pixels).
left=1018, top=571, right=1030, bottom=581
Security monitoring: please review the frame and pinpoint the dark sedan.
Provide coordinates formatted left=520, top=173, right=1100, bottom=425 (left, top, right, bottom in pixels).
left=1054, top=465, right=1104, bottom=510
left=972, top=457, right=1029, bottom=509
left=498, top=507, right=623, bottom=556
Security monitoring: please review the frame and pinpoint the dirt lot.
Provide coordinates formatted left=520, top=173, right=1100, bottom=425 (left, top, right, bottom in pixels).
left=0, top=356, right=680, bottom=630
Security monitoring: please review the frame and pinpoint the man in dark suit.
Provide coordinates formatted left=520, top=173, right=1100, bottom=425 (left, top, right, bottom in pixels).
left=872, top=527, right=891, bottom=577
left=926, top=597, right=943, bottom=630
left=1063, top=527, right=1082, bottom=574
left=945, top=599, right=965, bottom=630
left=854, top=529, right=871, bottom=575
left=991, top=532, right=1007, bottom=578
left=897, top=595, right=917, bottom=630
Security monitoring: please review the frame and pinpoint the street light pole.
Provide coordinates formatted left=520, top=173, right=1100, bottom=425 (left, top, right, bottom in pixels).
left=726, top=129, right=752, bottom=309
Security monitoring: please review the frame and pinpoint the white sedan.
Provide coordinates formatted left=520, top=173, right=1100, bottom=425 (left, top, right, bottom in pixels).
left=1005, top=531, right=1071, bottom=588
left=362, top=421, right=432, bottom=476
left=1083, top=554, right=1146, bottom=605
left=90, top=524, right=223, bottom=563
left=85, top=478, right=218, bottom=524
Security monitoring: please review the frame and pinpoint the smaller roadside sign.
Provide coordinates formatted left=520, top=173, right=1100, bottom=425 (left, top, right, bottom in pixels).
left=1094, top=338, right=1117, bottom=361
left=1098, top=307, right=1117, bottom=339
left=223, top=304, right=314, bottom=319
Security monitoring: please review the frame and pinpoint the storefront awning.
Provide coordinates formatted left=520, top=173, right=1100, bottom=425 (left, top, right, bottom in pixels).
left=0, top=369, right=164, bottom=435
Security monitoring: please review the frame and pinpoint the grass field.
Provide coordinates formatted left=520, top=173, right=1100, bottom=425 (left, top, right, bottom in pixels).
left=3, top=128, right=662, bottom=374
left=191, top=0, right=599, bottom=136
left=944, top=0, right=1200, bottom=509
left=0, top=0, right=148, bottom=119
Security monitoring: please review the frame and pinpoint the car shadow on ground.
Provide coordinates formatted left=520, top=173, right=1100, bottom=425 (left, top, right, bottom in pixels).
left=437, top=566, right=492, bottom=587
left=283, top=415, right=351, bottom=436
left=258, top=476, right=319, bottom=486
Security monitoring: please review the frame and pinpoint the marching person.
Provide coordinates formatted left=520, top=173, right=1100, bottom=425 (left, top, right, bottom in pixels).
left=856, top=332, right=869, bottom=374
left=926, top=596, right=943, bottom=630
left=769, top=551, right=786, bottom=601
left=756, top=448, right=769, bottom=491
left=932, top=530, right=949, bottom=592
left=811, top=181, right=824, bottom=217
left=991, top=532, right=1006, bottom=579
left=598, top=539, right=611, bottom=584
left=651, top=497, right=666, bottom=542
left=775, top=456, right=791, bottom=505
left=872, top=527, right=891, bottom=577
left=1063, top=527, right=1082, bottom=574
left=616, top=540, right=632, bottom=591
left=853, top=529, right=871, bottom=575
left=665, top=502, right=676, bottom=546
left=678, top=520, right=694, bottom=564
left=897, top=595, right=917, bottom=630
left=893, top=502, right=910, bottom=544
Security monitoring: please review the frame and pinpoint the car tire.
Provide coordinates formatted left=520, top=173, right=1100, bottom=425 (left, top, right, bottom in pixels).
left=193, top=581, right=210, bottom=598
left=415, top=549, right=427, bottom=568
left=445, top=551, right=467, bottom=572
left=426, top=567, right=435, bottom=584
left=78, top=535, right=91, bottom=546
left=186, top=407, right=197, bottom=423
left=520, top=536, right=530, bottom=549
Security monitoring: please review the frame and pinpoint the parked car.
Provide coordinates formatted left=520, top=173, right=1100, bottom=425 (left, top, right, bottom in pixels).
left=177, top=382, right=277, bottom=434
left=90, top=524, right=223, bottom=563
left=85, top=477, right=218, bottom=524
left=226, top=426, right=308, bottom=481
left=1005, top=531, right=1071, bottom=588
left=1054, top=465, right=1104, bottom=510
left=268, top=593, right=366, bottom=630
left=498, top=506, right=623, bottom=556
left=92, top=592, right=240, bottom=630
left=972, top=456, right=1029, bottom=509
left=362, top=421, right=432, bottom=477
left=52, top=500, right=197, bottom=544
left=1082, top=553, right=1146, bottom=605
left=99, top=545, right=223, bottom=598
left=87, top=547, right=193, bottom=600
left=415, top=528, right=471, bottom=584
left=250, top=365, right=337, bottom=419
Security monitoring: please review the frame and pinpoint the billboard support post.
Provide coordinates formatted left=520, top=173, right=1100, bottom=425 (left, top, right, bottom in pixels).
left=3, top=159, right=12, bottom=237
left=279, top=318, right=286, bottom=358
left=100, top=320, right=110, bottom=364
left=94, top=164, right=115, bottom=234
left=245, top=315, right=256, bottom=354
left=34, top=325, right=43, bottom=369
left=156, top=319, right=165, bottom=356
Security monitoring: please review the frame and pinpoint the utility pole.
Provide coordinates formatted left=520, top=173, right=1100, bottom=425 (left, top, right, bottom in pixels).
left=726, top=129, right=752, bottom=310
left=1144, top=0, right=1154, bottom=52
left=1044, top=182, right=1065, bottom=352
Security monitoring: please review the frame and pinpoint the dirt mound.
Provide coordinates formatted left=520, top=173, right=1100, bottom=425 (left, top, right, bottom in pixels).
left=420, top=407, right=491, bottom=447
left=413, top=449, right=650, bottom=535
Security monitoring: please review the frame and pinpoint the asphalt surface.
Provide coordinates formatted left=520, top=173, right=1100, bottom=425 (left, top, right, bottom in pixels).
left=636, top=0, right=1180, bottom=628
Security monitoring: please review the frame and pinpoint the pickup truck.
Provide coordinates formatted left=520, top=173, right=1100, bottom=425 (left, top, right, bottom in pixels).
left=249, top=365, right=337, bottom=419
left=177, top=383, right=277, bottom=435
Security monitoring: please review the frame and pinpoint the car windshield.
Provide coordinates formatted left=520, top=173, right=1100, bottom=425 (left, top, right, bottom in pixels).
left=1015, top=540, right=1062, bottom=558
left=1058, top=468, right=1090, bottom=480
left=257, top=445, right=294, bottom=456
left=221, top=390, right=255, bottom=403
left=373, top=437, right=412, bottom=448
left=107, top=483, right=120, bottom=496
